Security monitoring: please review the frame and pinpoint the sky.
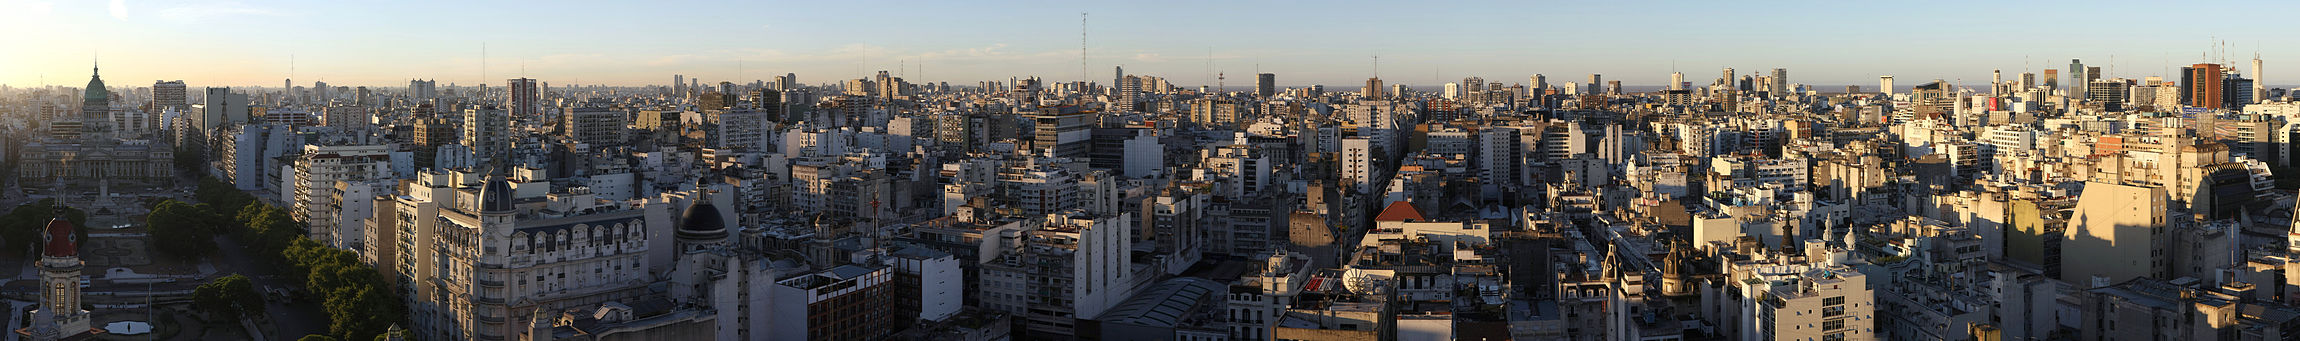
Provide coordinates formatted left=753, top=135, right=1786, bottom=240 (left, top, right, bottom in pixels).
left=1, top=0, right=2292, bottom=89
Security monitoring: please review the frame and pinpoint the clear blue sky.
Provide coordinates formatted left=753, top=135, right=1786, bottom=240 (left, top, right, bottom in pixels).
left=1, top=0, right=2289, bottom=88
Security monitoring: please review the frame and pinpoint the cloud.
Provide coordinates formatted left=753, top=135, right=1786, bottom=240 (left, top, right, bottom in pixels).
left=158, top=1, right=288, bottom=21
left=1133, top=52, right=1166, bottom=63
left=107, top=0, right=125, bottom=19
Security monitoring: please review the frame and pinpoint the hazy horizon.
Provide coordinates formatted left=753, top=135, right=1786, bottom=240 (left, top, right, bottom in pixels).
left=3, top=0, right=2290, bottom=88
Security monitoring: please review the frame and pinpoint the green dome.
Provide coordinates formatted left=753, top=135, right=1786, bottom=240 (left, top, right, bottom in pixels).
left=82, top=64, right=107, bottom=106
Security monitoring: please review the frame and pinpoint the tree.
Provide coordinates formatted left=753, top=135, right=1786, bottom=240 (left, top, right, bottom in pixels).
left=149, top=200, right=222, bottom=258
left=297, top=335, right=340, bottom=341
left=0, top=199, right=87, bottom=255
left=192, top=274, right=263, bottom=319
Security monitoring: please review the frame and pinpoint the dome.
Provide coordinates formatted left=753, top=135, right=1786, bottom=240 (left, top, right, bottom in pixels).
left=83, top=64, right=107, bottom=107
left=479, top=175, right=516, bottom=214
left=42, top=218, right=76, bottom=258
left=675, top=198, right=728, bottom=242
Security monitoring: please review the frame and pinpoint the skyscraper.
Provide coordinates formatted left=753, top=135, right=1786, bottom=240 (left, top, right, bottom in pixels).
left=1257, top=73, right=1276, bottom=98
left=2068, top=59, right=2086, bottom=95
left=1880, top=76, right=1893, bottom=96
left=1770, top=68, right=1788, bottom=94
left=1669, top=72, right=1684, bottom=91
left=2254, top=56, right=2267, bottom=104
left=506, top=78, right=540, bottom=117
left=2185, top=64, right=2224, bottom=109
left=153, top=80, right=187, bottom=113
left=674, top=74, right=685, bottom=96
left=463, top=107, right=510, bottom=167
left=1720, top=68, right=1735, bottom=87
left=1588, top=74, right=1602, bottom=92
left=1363, top=78, right=1384, bottom=99
left=1532, top=74, right=1547, bottom=92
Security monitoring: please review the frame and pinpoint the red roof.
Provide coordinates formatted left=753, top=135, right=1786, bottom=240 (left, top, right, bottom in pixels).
left=1374, top=201, right=1425, bottom=222
left=42, top=218, right=76, bottom=258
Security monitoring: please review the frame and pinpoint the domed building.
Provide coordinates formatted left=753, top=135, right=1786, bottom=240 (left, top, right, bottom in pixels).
left=17, top=215, right=98, bottom=341
left=18, top=63, right=173, bottom=188
left=675, top=193, right=730, bottom=252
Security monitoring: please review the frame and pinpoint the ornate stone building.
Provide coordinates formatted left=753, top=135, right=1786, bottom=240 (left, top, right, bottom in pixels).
left=19, top=63, right=173, bottom=186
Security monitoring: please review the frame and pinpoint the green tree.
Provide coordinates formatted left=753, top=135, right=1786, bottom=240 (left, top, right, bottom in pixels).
left=149, top=200, right=222, bottom=258
left=192, top=274, right=263, bottom=319
left=0, top=199, right=88, bottom=255
left=297, top=335, right=340, bottom=341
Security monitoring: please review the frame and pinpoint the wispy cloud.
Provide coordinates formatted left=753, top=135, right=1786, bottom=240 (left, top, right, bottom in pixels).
left=157, top=1, right=288, bottom=21
left=107, top=0, right=126, bottom=19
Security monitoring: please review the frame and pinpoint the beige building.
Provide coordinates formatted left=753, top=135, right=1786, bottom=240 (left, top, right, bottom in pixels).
left=2061, top=183, right=2167, bottom=286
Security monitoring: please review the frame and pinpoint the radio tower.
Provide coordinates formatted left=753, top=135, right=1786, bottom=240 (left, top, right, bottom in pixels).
left=1081, top=12, right=1089, bottom=84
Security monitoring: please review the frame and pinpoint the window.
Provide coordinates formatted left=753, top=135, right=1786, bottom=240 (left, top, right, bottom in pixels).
left=1823, top=319, right=1845, bottom=330
left=1824, top=306, right=1846, bottom=317
left=1823, top=296, right=1846, bottom=306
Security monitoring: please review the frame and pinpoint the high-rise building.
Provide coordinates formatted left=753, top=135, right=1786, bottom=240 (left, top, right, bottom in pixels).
left=1720, top=68, right=1735, bottom=87
left=2185, top=63, right=2225, bottom=109
left=1588, top=74, right=1603, bottom=93
left=153, top=80, right=187, bottom=113
left=2068, top=59, right=2086, bottom=94
left=1256, top=73, right=1276, bottom=98
left=1880, top=76, right=1894, bottom=96
left=1771, top=68, right=1788, bottom=94
left=2254, top=56, right=2267, bottom=104
left=1669, top=72, right=1685, bottom=91
left=506, top=78, right=541, bottom=117
left=1363, top=77, right=1384, bottom=99
left=673, top=74, right=685, bottom=96
left=463, top=107, right=510, bottom=167
left=409, top=79, right=437, bottom=101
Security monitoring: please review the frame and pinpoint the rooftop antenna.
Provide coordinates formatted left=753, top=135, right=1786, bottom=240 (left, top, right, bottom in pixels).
left=1373, top=55, right=1380, bottom=79
left=1081, top=12, right=1089, bottom=84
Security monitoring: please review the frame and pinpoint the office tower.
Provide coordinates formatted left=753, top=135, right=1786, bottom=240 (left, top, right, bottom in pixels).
left=1771, top=68, right=1788, bottom=94
left=2254, top=56, right=2267, bottom=104
left=1363, top=78, right=1384, bottom=99
left=2068, top=59, right=2086, bottom=94
left=782, top=73, right=797, bottom=89
left=1532, top=74, right=1548, bottom=92
left=2019, top=72, right=2035, bottom=90
left=506, top=78, right=540, bottom=117
left=1669, top=72, right=1685, bottom=91
left=153, top=80, right=187, bottom=113
left=1588, top=74, right=1602, bottom=93
left=1443, top=83, right=1460, bottom=99
left=1846, top=85, right=1861, bottom=94
left=409, top=79, right=437, bottom=101
left=1880, top=76, right=1894, bottom=96
left=2086, top=79, right=2129, bottom=111
left=1034, top=111, right=1095, bottom=159
left=673, top=74, right=685, bottom=96
left=1991, top=70, right=2003, bottom=96
left=1720, top=68, right=1735, bottom=86
left=463, top=107, right=510, bottom=167
left=2226, top=74, right=2255, bottom=108
left=564, top=107, right=628, bottom=148
left=1607, top=80, right=1622, bottom=95
left=1256, top=73, right=1276, bottom=98
left=2186, top=63, right=2225, bottom=109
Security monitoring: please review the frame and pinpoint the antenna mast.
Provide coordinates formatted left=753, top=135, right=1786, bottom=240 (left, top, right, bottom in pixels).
left=1081, top=12, right=1089, bottom=84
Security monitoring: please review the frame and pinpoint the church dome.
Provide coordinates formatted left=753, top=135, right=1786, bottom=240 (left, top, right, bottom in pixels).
left=675, top=198, right=728, bottom=242
left=42, top=218, right=76, bottom=258
left=479, top=175, right=516, bottom=214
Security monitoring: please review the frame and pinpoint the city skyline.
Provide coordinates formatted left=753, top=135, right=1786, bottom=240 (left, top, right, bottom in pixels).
left=2, top=0, right=2293, bottom=88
